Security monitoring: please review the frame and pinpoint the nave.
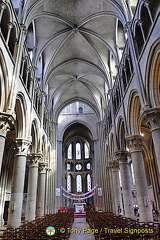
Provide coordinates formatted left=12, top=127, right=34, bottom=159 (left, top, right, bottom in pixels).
left=69, top=218, right=95, bottom=240
left=0, top=0, right=160, bottom=236
left=1, top=212, right=160, bottom=240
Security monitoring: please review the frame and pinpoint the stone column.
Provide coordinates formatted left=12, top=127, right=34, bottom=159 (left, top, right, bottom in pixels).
left=109, top=159, right=123, bottom=215
left=56, top=140, right=63, bottom=210
left=25, top=153, right=42, bottom=221
left=115, top=151, right=135, bottom=219
left=36, top=162, right=47, bottom=218
left=45, top=166, right=51, bottom=214
left=0, top=113, right=14, bottom=173
left=7, top=138, right=31, bottom=228
left=0, top=113, right=14, bottom=226
left=142, top=108, right=160, bottom=174
left=126, top=135, right=153, bottom=222
left=93, top=139, right=100, bottom=206
left=6, top=22, right=13, bottom=45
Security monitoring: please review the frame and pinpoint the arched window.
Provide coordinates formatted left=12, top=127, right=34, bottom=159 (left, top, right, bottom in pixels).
left=67, top=175, right=71, bottom=192
left=76, top=163, right=82, bottom=171
left=68, top=144, right=72, bottom=159
left=87, top=174, right=91, bottom=191
left=131, top=163, right=135, bottom=185
left=119, top=170, right=122, bottom=187
left=25, top=23, right=34, bottom=61
left=67, top=163, right=71, bottom=171
left=76, top=143, right=81, bottom=159
left=86, top=162, right=91, bottom=170
left=76, top=174, right=82, bottom=192
left=79, top=107, right=83, bottom=114
left=84, top=143, right=89, bottom=159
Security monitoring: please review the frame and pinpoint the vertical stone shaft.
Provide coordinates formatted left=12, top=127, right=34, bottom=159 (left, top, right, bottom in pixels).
left=126, top=135, right=153, bottom=222
left=115, top=151, right=135, bottom=219
left=36, top=162, right=47, bottom=218
left=109, top=159, right=123, bottom=215
left=25, top=154, right=42, bottom=221
left=7, top=139, right=31, bottom=228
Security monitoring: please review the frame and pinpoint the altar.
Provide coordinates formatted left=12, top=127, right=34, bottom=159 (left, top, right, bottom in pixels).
left=73, top=203, right=86, bottom=212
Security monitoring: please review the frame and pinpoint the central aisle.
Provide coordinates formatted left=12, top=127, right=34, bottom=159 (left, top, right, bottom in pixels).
left=69, top=218, right=95, bottom=240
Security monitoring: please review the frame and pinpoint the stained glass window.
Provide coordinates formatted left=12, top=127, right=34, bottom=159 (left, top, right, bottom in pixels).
left=84, top=143, right=89, bottom=159
left=76, top=143, right=81, bottom=159
left=76, top=174, right=82, bottom=192
left=67, top=175, right=71, bottom=192
left=67, top=163, right=71, bottom=171
left=86, top=163, right=90, bottom=170
left=87, top=174, right=91, bottom=191
left=67, top=144, right=72, bottom=159
left=76, top=164, right=82, bottom=170
left=79, top=107, right=83, bottom=114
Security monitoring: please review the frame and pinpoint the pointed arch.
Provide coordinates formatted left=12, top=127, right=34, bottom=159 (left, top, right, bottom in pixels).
left=30, top=119, right=38, bottom=153
left=15, top=92, right=28, bottom=138
left=42, top=135, right=47, bottom=161
left=145, top=41, right=160, bottom=108
left=109, top=133, right=115, bottom=160
left=127, top=90, right=142, bottom=135
left=117, top=117, right=126, bottom=151
left=0, top=50, right=8, bottom=111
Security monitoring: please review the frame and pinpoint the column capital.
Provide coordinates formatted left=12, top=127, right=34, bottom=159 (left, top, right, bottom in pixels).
left=137, top=19, right=143, bottom=26
left=124, top=21, right=131, bottom=32
left=39, top=162, right=47, bottom=173
left=0, top=2, right=6, bottom=10
left=106, top=165, right=111, bottom=170
left=141, top=108, right=160, bottom=132
left=143, top=0, right=150, bottom=7
left=114, top=150, right=128, bottom=163
left=46, top=167, right=52, bottom=171
left=15, top=138, right=31, bottom=156
left=22, top=55, right=28, bottom=62
left=28, top=153, right=42, bottom=167
left=109, top=159, right=119, bottom=169
left=0, top=112, right=15, bottom=136
left=126, top=135, right=143, bottom=152
left=20, top=23, right=27, bottom=35
left=7, top=22, right=14, bottom=29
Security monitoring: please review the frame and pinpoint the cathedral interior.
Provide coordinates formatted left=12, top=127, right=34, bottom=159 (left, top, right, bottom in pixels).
left=0, top=0, right=160, bottom=238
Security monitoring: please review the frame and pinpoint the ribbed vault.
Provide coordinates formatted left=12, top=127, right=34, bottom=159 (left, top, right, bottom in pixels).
left=21, top=0, right=129, bottom=120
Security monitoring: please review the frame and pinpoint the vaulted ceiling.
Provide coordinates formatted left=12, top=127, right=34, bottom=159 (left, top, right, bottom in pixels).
left=21, top=0, right=130, bottom=120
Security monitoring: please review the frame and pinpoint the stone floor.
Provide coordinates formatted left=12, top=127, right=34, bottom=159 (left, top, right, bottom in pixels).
left=69, top=218, right=95, bottom=240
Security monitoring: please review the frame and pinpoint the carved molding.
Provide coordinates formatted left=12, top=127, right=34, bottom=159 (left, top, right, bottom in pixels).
left=126, top=135, right=143, bottom=152
left=28, top=153, right=43, bottom=167
left=109, top=159, right=119, bottom=169
left=0, top=113, right=15, bottom=135
left=0, top=2, right=6, bottom=11
left=142, top=108, right=160, bottom=132
left=114, top=150, right=128, bottom=163
left=15, top=138, right=31, bottom=155
left=39, top=162, right=47, bottom=173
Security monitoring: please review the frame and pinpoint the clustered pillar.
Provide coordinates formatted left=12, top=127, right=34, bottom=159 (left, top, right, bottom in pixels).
left=7, top=139, right=31, bottom=228
left=115, top=151, right=135, bottom=219
left=109, top=159, right=123, bottom=215
left=126, top=135, right=153, bottom=222
left=25, top=153, right=42, bottom=221
left=36, top=162, right=47, bottom=218
left=0, top=114, right=14, bottom=173
left=143, top=108, right=160, bottom=173
left=6, top=137, right=48, bottom=228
